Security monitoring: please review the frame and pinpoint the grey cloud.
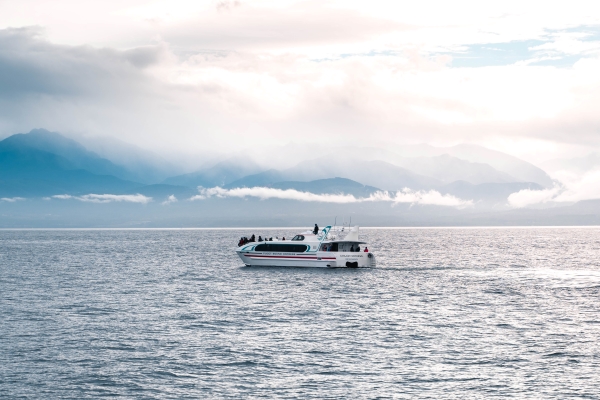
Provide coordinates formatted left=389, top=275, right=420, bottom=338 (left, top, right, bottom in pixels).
left=122, top=46, right=167, bottom=68
left=0, top=27, right=181, bottom=146
left=0, top=27, right=165, bottom=99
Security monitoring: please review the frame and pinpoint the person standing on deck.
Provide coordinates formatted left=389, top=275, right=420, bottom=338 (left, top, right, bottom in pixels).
left=313, top=224, right=319, bottom=235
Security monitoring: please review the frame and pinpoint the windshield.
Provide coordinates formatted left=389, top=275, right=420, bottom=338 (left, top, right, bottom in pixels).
left=291, top=235, right=305, bottom=241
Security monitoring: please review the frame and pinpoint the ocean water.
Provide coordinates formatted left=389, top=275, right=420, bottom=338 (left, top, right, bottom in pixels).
left=1, top=228, right=599, bottom=399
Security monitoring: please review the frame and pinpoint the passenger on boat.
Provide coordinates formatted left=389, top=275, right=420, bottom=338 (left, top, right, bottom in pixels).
left=313, top=224, right=319, bottom=235
left=250, top=234, right=255, bottom=242
left=258, top=236, right=263, bottom=242
left=282, top=237, right=286, bottom=240
left=364, top=247, right=369, bottom=252
left=350, top=244, right=354, bottom=252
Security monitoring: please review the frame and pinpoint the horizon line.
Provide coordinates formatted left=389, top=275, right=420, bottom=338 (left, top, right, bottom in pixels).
left=1, top=226, right=600, bottom=231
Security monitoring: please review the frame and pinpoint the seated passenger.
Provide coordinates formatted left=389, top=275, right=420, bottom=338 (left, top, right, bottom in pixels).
left=356, top=246, right=360, bottom=252
left=350, top=245, right=354, bottom=252
left=258, top=236, right=263, bottom=242
left=364, top=247, right=369, bottom=252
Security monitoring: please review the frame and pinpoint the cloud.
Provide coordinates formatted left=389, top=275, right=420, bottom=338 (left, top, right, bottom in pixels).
left=508, top=169, right=600, bottom=207
left=1, top=197, right=25, bottom=202
left=161, top=194, right=178, bottom=205
left=0, top=27, right=165, bottom=98
left=0, top=27, right=175, bottom=148
left=507, top=186, right=561, bottom=208
left=391, top=189, right=473, bottom=207
left=52, top=194, right=152, bottom=203
left=191, top=186, right=358, bottom=203
left=1, top=3, right=600, bottom=166
left=554, top=169, right=600, bottom=203
left=190, top=186, right=472, bottom=207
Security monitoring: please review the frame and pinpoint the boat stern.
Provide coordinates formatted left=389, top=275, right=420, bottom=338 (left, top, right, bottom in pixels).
left=331, top=251, right=374, bottom=268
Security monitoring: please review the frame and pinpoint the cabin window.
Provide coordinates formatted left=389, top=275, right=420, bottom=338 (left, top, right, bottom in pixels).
left=337, top=242, right=361, bottom=252
left=254, top=243, right=309, bottom=252
left=291, top=235, right=305, bottom=241
left=319, top=243, right=338, bottom=252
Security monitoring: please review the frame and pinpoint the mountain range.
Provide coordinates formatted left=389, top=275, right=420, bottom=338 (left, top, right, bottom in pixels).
left=2, top=128, right=597, bottom=227
left=0, top=129, right=550, bottom=200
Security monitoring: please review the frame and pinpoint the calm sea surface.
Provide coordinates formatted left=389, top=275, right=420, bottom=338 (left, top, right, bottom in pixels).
left=1, top=228, right=600, bottom=399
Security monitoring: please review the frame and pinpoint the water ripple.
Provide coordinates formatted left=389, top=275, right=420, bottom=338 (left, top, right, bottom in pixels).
left=1, top=228, right=600, bottom=398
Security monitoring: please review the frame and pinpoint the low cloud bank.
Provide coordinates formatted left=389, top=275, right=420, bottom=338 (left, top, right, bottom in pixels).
left=52, top=194, right=152, bottom=204
left=1, top=197, right=25, bottom=202
left=508, top=170, right=600, bottom=208
left=162, top=195, right=178, bottom=205
left=507, top=186, right=561, bottom=208
left=190, top=186, right=472, bottom=207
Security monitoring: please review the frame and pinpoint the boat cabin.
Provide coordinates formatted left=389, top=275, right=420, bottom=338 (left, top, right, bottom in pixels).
left=319, top=241, right=366, bottom=252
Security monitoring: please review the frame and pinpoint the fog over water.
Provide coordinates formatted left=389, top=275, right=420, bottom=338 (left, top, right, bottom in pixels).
left=2, top=228, right=599, bottom=398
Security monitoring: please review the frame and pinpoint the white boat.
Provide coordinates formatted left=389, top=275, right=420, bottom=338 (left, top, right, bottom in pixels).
left=236, top=225, right=376, bottom=268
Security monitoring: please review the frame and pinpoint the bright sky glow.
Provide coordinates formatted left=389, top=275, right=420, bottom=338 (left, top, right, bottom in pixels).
left=1, top=0, right=600, bottom=165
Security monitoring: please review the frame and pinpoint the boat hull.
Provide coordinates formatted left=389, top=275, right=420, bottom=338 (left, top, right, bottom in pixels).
left=237, top=251, right=376, bottom=268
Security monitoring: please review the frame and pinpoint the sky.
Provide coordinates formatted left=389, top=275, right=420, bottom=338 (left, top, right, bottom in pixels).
left=1, top=0, right=600, bottom=167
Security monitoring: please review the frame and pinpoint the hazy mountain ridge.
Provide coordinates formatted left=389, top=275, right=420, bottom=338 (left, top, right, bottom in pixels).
left=225, top=169, right=286, bottom=188
left=163, top=158, right=264, bottom=188
left=0, top=136, right=141, bottom=196
left=393, top=154, right=518, bottom=184
left=2, top=129, right=587, bottom=227
left=76, top=135, right=184, bottom=183
left=2, top=129, right=135, bottom=182
left=280, top=157, right=443, bottom=190
left=270, top=178, right=382, bottom=197
left=390, top=143, right=554, bottom=187
left=438, top=181, right=544, bottom=207
left=0, top=129, right=552, bottom=202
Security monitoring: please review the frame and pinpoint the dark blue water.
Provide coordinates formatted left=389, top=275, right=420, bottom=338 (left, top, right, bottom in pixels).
left=1, top=228, right=599, bottom=398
